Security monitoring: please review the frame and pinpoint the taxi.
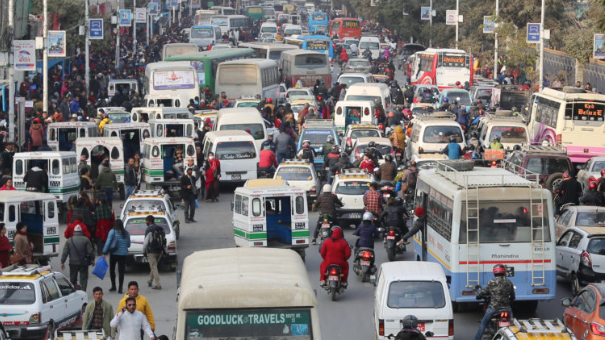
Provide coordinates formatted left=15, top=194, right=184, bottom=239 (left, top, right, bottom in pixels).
left=491, top=319, right=576, bottom=340
left=340, top=124, right=382, bottom=153
left=288, top=95, right=317, bottom=120
left=298, top=119, right=340, bottom=172
left=0, top=264, right=87, bottom=339
left=120, top=189, right=180, bottom=238
left=124, top=209, right=178, bottom=270
left=332, top=169, right=374, bottom=225
left=274, top=160, right=320, bottom=203
left=233, top=97, right=261, bottom=108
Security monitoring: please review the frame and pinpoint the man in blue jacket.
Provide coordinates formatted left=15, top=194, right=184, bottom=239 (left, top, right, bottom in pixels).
left=353, top=212, right=379, bottom=249
left=441, top=135, right=463, bottom=160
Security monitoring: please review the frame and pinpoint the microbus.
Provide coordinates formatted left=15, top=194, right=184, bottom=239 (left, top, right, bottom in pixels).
left=149, top=119, right=196, bottom=138
left=344, top=83, right=391, bottom=109
left=202, top=130, right=260, bottom=182
left=76, top=137, right=127, bottom=199
left=141, top=137, right=197, bottom=195
left=101, top=123, right=151, bottom=161
left=334, top=100, right=375, bottom=132
left=213, top=107, right=271, bottom=150
left=130, top=107, right=191, bottom=123
left=47, top=122, right=99, bottom=151
left=13, top=152, right=79, bottom=203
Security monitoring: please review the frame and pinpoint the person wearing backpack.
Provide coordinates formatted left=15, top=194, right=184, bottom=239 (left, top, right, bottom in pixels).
left=399, top=161, right=418, bottom=196
left=296, top=140, right=316, bottom=163
left=143, top=215, right=166, bottom=290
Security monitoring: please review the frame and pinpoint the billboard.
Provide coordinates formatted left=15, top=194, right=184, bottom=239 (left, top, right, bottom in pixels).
left=48, top=31, right=66, bottom=57
left=14, top=40, right=36, bottom=71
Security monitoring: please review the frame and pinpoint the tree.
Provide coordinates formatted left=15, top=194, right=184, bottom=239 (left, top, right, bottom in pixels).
left=563, top=27, right=595, bottom=64
left=32, top=0, right=85, bottom=55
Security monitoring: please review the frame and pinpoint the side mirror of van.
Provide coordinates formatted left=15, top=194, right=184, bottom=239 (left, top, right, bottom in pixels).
left=120, top=204, right=124, bottom=209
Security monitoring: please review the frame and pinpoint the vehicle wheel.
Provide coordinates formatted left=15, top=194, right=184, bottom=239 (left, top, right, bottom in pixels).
left=571, top=273, right=581, bottom=296
left=386, top=247, right=395, bottom=261
left=362, top=273, right=368, bottom=283
left=175, top=224, right=180, bottom=240
left=437, top=160, right=474, bottom=172
left=119, top=185, right=125, bottom=200
left=331, top=289, right=337, bottom=301
left=545, top=172, right=563, bottom=193
left=45, top=322, right=56, bottom=340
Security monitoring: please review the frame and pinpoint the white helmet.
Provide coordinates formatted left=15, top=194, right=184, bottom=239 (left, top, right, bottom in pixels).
left=323, top=184, right=332, bottom=193
left=363, top=212, right=373, bottom=221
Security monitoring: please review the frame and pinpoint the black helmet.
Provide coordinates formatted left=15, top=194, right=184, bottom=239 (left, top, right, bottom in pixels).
left=511, top=106, right=519, bottom=112
left=402, top=315, right=418, bottom=329
left=391, top=80, right=398, bottom=87
left=471, top=131, right=478, bottom=138
left=368, top=141, right=376, bottom=148
left=395, top=197, right=403, bottom=205
left=384, top=154, right=393, bottom=162
left=449, top=135, right=457, bottom=143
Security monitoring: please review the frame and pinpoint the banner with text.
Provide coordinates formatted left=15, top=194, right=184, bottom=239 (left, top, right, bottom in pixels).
left=421, top=7, right=430, bottom=20
left=446, top=10, right=457, bottom=25
left=14, top=40, right=36, bottom=71
left=135, top=8, right=147, bottom=23
left=48, top=31, right=66, bottom=57
left=594, top=34, right=605, bottom=60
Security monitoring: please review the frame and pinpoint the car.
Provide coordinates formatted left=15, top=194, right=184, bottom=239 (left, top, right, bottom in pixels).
left=556, top=226, right=605, bottom=294
left=435, top=89, right=473, bottom=112
left=405, top=112, right=465, bottom=163
left=556, top=205, right=605, bottom=238
left=274, top=160, right=320, bottom=203
left=492, top=319, right=576, bottom=340
left=286, top=87, right=314, bottom=99
left=298, top=119, right=340, bottom=171
left=124, top=209, right=178, bottom=270
left=413, top=85, right=440, bottom=103
left=0, top=265, right=88, bottom=339
left=504, top=145, right=573, bottom=192
left=577, top=156, right=605, bottom=191
left=349, top=137, right=395, bottom=166
left=332, top=169, right=374, bottom=224
left=342, top=58, right=371, bottom=73
left=469, top=85, right=496, bottom=106
left=234, top=97, right=261, bottom=108
left=474, top=110, right=529, bottom=152
left=288, top=96, right=317, bottom=120
left=410, top=103, right=434, bottom=116
left=120, top=189, right=181, bottom=239
left=562, top=283, right=605, bottom=340
left=337, top=73, right=374, bottom=88
left=340, top=124, right=382, bottom=153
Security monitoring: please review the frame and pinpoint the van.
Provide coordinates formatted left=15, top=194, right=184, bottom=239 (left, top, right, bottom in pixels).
left=232, top=184, right=309, bottom=258
left=344, top=83, right=391, bottom=109
left=260, top=22, right=278, bottom=38
left=334, top=100, right=375, bottom=132
left=175, top=248, right=321, bottom=340
left=102, top=123, right=151, bottom=160
left=131, top=107, right=191, bottom=123
left=149, top=119, right=196, bottom=138
left=76, top=137, right=127, bottom=199
left=373, top=261, right=454, bottom=340
left=202, top=130, right=260, bottom=182
left=188, top=26, right=222, bottom=49
left=213, top=108, right=269, bottom=150
left=337, top=72, right=375, bottom=88
left=108, top=79, right=138, bottom=98
left=47, top=122, right=99, bottom=151
left=405, top=112, right=465, bottom=162
left=144, top=94, right=184, bottom=108
left=141, top=137, right=197, bottom=195
left=475, top=111, right=529, bottom=151
left=358, top=36, right=381, bottom=60
left=13, top=152, right=79, bottom=203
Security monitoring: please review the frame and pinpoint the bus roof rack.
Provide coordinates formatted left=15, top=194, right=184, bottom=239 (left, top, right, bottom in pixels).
left=305, top=119, right=334, bottom=127
left=520, top=143, right=567, bottom=154
left=435, top=160, right=541, bottom=187
left=1, top=264, right=52, bottom=276
left=513, top=319, right=568, bottom=334
left=414, top=111, right=455, bottom=121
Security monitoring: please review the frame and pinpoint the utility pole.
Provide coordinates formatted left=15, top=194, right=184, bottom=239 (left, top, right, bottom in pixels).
left=7, top=0, right=15, bottom=142
left=116, top=3, right=120, bottom=73
left=189, top=0, right=193, bottom=17
left=455, top=0, right=459, bottom=49
left=85, top=0, right=90, bottom=99
left=539, top=0, right=545, bottom=91
left=42, top=0, right=48, bottom=114
left=429, top=0, right=432, bottom=48
left=133, top=0, right=137, bottom=53
left=493, top=0, right=498, bottom=80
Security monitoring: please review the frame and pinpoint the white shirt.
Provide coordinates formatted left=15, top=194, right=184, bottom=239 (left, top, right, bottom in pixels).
left=110, top=310, right=154, bottom=340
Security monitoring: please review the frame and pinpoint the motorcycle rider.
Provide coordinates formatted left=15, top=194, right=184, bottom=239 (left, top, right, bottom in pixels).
left=331, top=153, right=354, bottom=175
left=325, top=145, right=341, bottom=184
left=317, top=80, right=329, bottom=100
left=377, top=154, right=397, bottom=184
left=580, top=181, right=604, bottom=206
left=258, top=145, right=278, bottom=177
left=392, top=315, right=427, bottom=340
left=359, top=152, right=376, bottom=173
left=489, top=135, right=503, bottom=149
left=366, top=141, right=382, bottom=165
left=554, top=171, right=582, bottom=212
left=440, top=97, right=451, bottom=111
left=441, top=135, right=464, bottom=160
left=364, top=182, right=383, bottom=218
left=381, top=197, right=408, bottom=235
left=363, top=47, right=373, bottom=62
left=260, top=132, right=277, bottom=153
left=330, top=82, right=341, bottom=102
left=398, top=161, right=418, bottom=198
left=389, top=125, right=406, bottom=159
left=313, top=184, right=343, bottom=245
left=474, top=264, right=515, bottom=340
left=297, top=140, right=317, bottom=163
left=319, top=227, right=351, bottom=287
left=353, top=212, right=380, bottom=250
left=340, top=47, right=349, bottom=67
left=403, top=86, right=415, bottom=105
left=390, top=80, right=404, bottom=105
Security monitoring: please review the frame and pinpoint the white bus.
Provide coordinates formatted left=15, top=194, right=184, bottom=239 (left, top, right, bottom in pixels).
left=210, top=5, right=236, bottom=15
left=215, top=58, right=280, bottom=103
left=210, top=14, right=252, bottom=35
left=238, top=42, right=299, bottom=61
left=412, top=161, right=555, bottom=311
left=527, top=86, right=605, bottom=163
left=143, top=61, right=199, bottom=108
left=161, top=43, right=200, bottom=60
left=279, top=49, right=330, bottom=88
left=195, top=9, right=216, bottom=25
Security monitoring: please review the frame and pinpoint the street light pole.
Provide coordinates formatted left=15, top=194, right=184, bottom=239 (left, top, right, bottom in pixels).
left=455, top=0, right=459, bottom=49
left=42, top=0, right=48, bottom=114
left=493, top=0, right=498, bottom=80
left=429, top=0, right=432, bottom=48
left=539, top=0, right=545, bottom=91
left=116, top=3, right=120, bottom=73
left=85, top=0, right=90, bottom=99
left=133, top=0, right=137, bottom=53
left=7, top=0, right=14, bottom=142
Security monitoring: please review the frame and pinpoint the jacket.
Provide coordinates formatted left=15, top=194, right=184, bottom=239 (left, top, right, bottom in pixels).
left=82, top=299, right=115, bottom=337
left=102, top=229, right=131, bottom=256
left=180, top=174, right=196, bottom=199
left=275, top=132, right=295, bottom=155
left=144, top=224, right=166, bottom=254
left=477, top=275, right=515, bottom=310
left=556, top=178, right=583, bottom=205
left=116, top=294, right=155, bottom=330
left=353, top=221, right=379, bottom=248
left=72, top=206, right=97, bottom=235
left=442, top=143, right=462, bottom=160
left=124, top=164, right=137, bottom=186
left=29, top=124, right=44, bottom=147
left=95, top=167, right=117, bottom=190
left=259, top=149, right=277, bottom=168
left=316, top=192, right=343, bottom=217
left=389, top=126, right=406, bottom=149
left=377, top=162, right=397, bottom=181
left=61, top=231, right=94, bottom=266
left=24, top=167, right=48, bottom=191
left=320, top=228, right=351, bottom=264
left=403, top=215, right=426, bottom=241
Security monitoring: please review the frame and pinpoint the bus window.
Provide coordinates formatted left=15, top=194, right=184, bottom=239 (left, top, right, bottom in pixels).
left=48, top=201, right=55, bottom=219
left=111, top=147, right=120, bottom=159
left=15, top=160, right=23, bottom=175
left=52, top=160, right=60, bottom=175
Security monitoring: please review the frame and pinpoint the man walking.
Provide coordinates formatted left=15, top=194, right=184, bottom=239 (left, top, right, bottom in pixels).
left=180, top=167, right=197, bottom=223
left=111, top=297, right=155, bottom=340
left=82, top=287, right=115, bottom=337
left=60, top=225, right=94, bottom=290
left=125, top=158, right=137, bottom=200
left=143, top=216, right=165, bottom=290
left=95, top=161, right=118, bottom=207
left=117, top=281, right=155, bottom=339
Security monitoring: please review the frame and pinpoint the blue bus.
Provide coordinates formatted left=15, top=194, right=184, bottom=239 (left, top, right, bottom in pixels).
left=285, top=35, right=334, bottom=59
left=308, top=11, right=328, bottom=33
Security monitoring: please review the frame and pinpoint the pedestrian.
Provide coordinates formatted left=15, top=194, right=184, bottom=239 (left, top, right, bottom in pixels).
left=61, top=224, right=94, bottom=291
left=82, top=287, right=116, bottom=337
left=29, top=118, right=44, bottom=150
left=80, top=167, right=94, bottom=193
left=103, top=219, right=130, bottom=294
left=72, top=195, right=97, bottom=235
left=0, top=142, right=15, bottom=175
left=65, top=214, right=92, bottom=239
left=116, top=281, right=156, bottom=339
left=13, top=222, right=32, bottom=265
left=24, top=162, right=48, bottom=192
left=143, top=215, right=165, bottom=290
left=124, top=158, right=137, bottom=200
left=95, top=161, right=118, bottom=208
left=275, top=129, right=295, bottom=164
left=180, top=167, right=197, bottom=223
left=111, top=297, right=155, bottom=340
left=0, top=223, right=13, bottom=268
left=0, top=179, right=16, bottom=191
left=95, top=198, right=114, bottom=256
left=204, top=152, right=221, bottom=202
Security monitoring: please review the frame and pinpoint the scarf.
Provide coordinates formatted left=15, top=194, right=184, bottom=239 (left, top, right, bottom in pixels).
left=0, top=235, right=12, bottom=251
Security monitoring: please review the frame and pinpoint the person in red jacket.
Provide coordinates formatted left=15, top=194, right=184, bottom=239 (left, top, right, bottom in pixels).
left=320, top=227, right=351, bottom=286
left=340, top=47, right=349, bottom=66
left=258, top=146, right=278, bottom=175
left=64, top=216, right=92, bottom=239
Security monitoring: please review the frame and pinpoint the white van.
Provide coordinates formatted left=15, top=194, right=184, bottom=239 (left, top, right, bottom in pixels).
left=108, top=79, right=138, bottom=98
left=102, top=123, right=151, bottom=160
left=374, top=261, right=454, bottom=340
left=338, top=73, right=375, bottom=88
left=76, top=137, right=127, bottom=199
left=202, top=130, right=259, bottom=182
left=131, top=107, right=191, bottom=123
left=47, top=122, right=99, bottom=151
left=344, top=83, right=391, bottom=109
left=213, top=108, right=269, bottom=150
left=359, top=36, right=381, bottom=60
left=149, top=119, right=196, bottom=138
left=405, top=112, right=465, bottom=162
left=334, top=100, right=375, bottom=132
left=260, top=22, right=278, bottom=38
left=475, top=111, right=529, bottom=151
left=13, top=152, right=79, bottom=203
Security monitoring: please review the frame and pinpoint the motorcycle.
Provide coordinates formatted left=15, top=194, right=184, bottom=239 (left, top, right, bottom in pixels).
left=380, top=225, right=406, bottom=261
left=318, top=215, right=335, bottom=242
left=387, top=331, right=434, bottom=339
left=475, top=285, right=513, bottom=340
left=257, top=167, right=275, bottom=178
left=352, top=246, right=377, bottom=282
left=323, top=264, right=346, bottom=301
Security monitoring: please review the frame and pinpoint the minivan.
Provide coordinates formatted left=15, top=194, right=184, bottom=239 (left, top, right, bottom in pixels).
left=202, top=130, right=260, bottom=182
left=358, top=36, right=381, bottom=60
left=344, top=83, right=391, bottom=109
left=213, top=108, right=272, bottom=150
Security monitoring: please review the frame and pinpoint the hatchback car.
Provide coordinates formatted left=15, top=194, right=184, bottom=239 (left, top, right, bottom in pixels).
left=555, top=205, right=605, bottom=238
left=274, top=160, right=320, bottom=203
left=120, top=189, right=181, bottom=239
left=413, top=85, right=440, bottom=103
left=435, top=89, right=473, bottom=112
left=562, top=283, right=605, bottom=340
left=556, top=226, right=605, bottom=294
left=332, top=169, right=374, bottom=224
left=340, top=124, right=382, bottom=153
left=125, top=210, right=178, bottom=270
left=577, top=156, right=605, bottom=191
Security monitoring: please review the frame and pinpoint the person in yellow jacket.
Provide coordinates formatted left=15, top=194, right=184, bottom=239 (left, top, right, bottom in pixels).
left=116, top=281, right=156, bottom=333
left=389, top=125, right=407, bottom=152
left=98, top=114, right=112, bottom=134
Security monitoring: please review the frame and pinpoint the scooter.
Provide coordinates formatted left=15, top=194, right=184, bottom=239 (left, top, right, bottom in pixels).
left=352, top=246, right=377, bottom=282
left=323, top=264, right=346, bottom=301
left=380, top=225, right=406, bottom=261
left=475, top=285, right=513, bottom=340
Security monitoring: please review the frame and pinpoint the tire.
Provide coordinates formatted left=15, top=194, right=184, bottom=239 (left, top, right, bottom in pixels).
left=386, top=247, right=395, bottom=261
left=45, top=322, right=55, bottom=340
left=545, top=172, right=563, bottom=193
left=437, top=160, right=474, bottom=172
left=571, top=272, right=581, bottom=296
left=331, top=289, right=337, bottom=301
left=362, top=273, right=368, bottom=283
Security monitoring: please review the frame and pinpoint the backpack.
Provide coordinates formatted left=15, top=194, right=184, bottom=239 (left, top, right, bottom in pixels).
left=302, top=148, right=314, bottom=162
left=407, top=169, right=418, bottom=190
left=147, top=226, right=166, bottom=253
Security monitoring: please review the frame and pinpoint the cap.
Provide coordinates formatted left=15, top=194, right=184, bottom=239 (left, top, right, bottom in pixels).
left=74, top=225, right=82, bottom=232
left=34, top=118, right=40, bottom=124
left=72, top=114, right=77, bottom=118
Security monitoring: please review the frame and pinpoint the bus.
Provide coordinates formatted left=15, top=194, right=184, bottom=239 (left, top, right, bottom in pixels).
left=215, top=59, right=280, bottom=103
left=328, top=17, right=361, bottom=39
left=262, top=6, right=276, bottom=21
left=195, top=9, right=215, bottom=25
left=143, top=61, right=199, bottom=108
left=285, top=35, right=334, bottom=59
left=188, top=25, right=222, bottom=49
left=308, top=11, right=328, bottom=33
left=210, top=6, right=236, bottom=15
left=164, top=48, right=255, bottom=94
left=162, top=43, right=200, bottom=60
left=410, top=48, right=473, bottom=89
left=527, top=87, right=605, bottom=163
left=245, top=5, right=264, bottom=21
left=414, top=161, right=555, bottom=310
left=238, top=42, right=298, bottom=61
left=210, top=15, right=252, bottom=35
left=279, top=50, right=330, bottom=87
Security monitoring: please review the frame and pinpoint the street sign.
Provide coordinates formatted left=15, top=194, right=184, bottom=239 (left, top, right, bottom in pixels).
left=421, top=7, right=430, bottom=20
left=483, top=16, right=495, bottom=33
left=135, top=8, right=147, bottom=23
left=148, top=2, right=159, bottom=15
left=13, top=40, right=36, bottom=71
left=595, top=34, right=605, bottom=60
left=170, top=0, right=178, bottom=8
left=526, top=23, right=540, bottom=44
left=119, top=10, right=132, bottom=27
left=89, top=19, right=103, bottom=40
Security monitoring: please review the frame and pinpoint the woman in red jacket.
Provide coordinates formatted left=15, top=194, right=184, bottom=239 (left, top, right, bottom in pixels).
left=320, top=227, right=351, bottom=285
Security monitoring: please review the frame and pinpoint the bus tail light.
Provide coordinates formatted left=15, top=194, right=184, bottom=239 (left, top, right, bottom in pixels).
left=378, top=319, right=385, bottom=336
left=590, top=322, right=605, bottom=336
left=556, top=134, right=562, bottom=144
left=462, top=290, right=477, bottom=295
left=532, top=288, right=549, bottom=294
left=582, top=251, right=592, bottom=267
left=448, top=319, right=454, bottom=336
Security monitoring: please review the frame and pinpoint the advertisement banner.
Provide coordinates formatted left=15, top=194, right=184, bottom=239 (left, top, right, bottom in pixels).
left=526, top=23, right=541, bottom=44
left=13, top=40, right=36, bottom=71
left=170, top=0, right=178, bottom=8
left=148, top=2, right=159, bottom=15
left=135, top=8, right=147, bottom=23
left=446, top=10, right=457, bottom=25
left=48, top=31, right=66, bottom=57
left=89, top=19, right=104, bottom=39
left=594, top=34, right=605, bottom=60
left=420, top=7, right=430, bottom=20
left=191, top=0, right=201, bottom=8
left=119, top=10, right=132, bottom=27
left=153, top=70, right=196, bottom=90
left=483, top=16, right=495, bottom=33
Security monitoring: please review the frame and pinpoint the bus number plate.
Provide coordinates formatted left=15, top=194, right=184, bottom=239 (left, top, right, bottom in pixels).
left=231, top=174, right=241, bottom=180
left=294, top=223, right=306, bottom=230
left=506, top=266, right=514, bottom=277
left=47, top=227, right=57, bottom=235
left=253, top=224, right=263, bottom=231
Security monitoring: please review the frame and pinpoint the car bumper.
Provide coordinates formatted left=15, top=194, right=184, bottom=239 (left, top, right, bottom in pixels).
left=336, top=208, right=363, bottom=221
left=578, top=264, right=605, bottom=285
left=5, top=324, right=47, bottom=339
left=130, top=252, right=177, bottom=264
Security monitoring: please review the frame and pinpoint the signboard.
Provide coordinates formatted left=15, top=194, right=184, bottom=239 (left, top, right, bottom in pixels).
left=153, top=70, right=196, bottom=90
left=568, top=102, right=605, bottom=121
left=306, top=40, right=328, bottom=51
left=148, top=2, right=159, bottom=15
left=594, top=34, right=605, bottom=60
left=420, top=7, right=430, bottom=20
left=170, top=0, right=178, bottom=8
left=13, top=40, right=36, bottom=71
left=191, top=0, right=201, bottom=8
left=119, top=10, right=132, bottom=27
left=526, top=23, right=540, bottom=44
left=135, top=8, right=147, bottom=23
left=89, top=19, right=104, bottom=40
left=446, top=10, right=457, bottom=25
left=483, top=16, right=495, bottom=33
left=48, top=31, right=66, bottom=57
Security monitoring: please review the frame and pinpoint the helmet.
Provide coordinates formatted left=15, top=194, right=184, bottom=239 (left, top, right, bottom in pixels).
left=388, top=112, right=394, bottom=117
left=384, top=154, right=393, bottom=162
left=402, top=315, right=418, bottom=329
left=266, top=98, right=273, bottom=104
left=471, top=131, right=478, bottom=138
left=322, top=184, right=332, bottom=192
left=511, top=106, right=519, bottom=112
left=493, top=264, right=506, bottom=276
left=590, top=182, right=597, bottom=190
left=363, top=212, right=373, bottom=221
left=493, top=135, right=501, bottom=141
left=395, top=197, right=404, bottom=205
left=414, top=207, right=425, bottom=217
left=601, top=169, right=605, bottom=176
left=455, top=81, right=461, bottom=85
left=449, top=135, right=457, bottom=143
left=368, top=141, right=376, bottom=148
left=326, top=135, right=334, bottom=143
left=443, top=97, right=449, bottom=103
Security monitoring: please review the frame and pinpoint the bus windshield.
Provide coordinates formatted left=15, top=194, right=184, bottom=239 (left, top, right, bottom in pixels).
left=300, top=129, right=333, bottom=147
left=211, top=17, right=228, bottom=26
left=268, top=51, right=283, bottom=60
left=276, top=167, right=312, bottom=180
left=216, top=141, right=257, bottom=159
left=360, top=41, right=379, bottom=50
left=218, top=65, right=257, bottom=85
left=191, top=27, right=214, bottom=38
left=220, top=124, right=265, bottom=140
left=312, top=13, right=325, bottom=21
left=489, top=126, right=527, bottom=143
left=564, top=101, right=605, bottom=122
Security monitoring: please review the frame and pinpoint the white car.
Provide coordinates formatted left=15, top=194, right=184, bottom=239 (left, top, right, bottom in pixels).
left=275, top=160, right=320, bottom=202
left=332, top=169, right=374, bottom=225
left=124, top=210, right=178, bottom=271
left=340, top=124, right=382, bottom=153
left=286, top=87, right=314, bottom=99
left=556, top=226, right=605, bottom=294
left=120, top=189, right=180, bottom=239
left=577, top=156, right=605, bottom=191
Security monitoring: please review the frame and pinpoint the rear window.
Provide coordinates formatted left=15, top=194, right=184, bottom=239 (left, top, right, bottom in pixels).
left=301, top=129, right=334, bottom=147
left=346, top=95, right=381, bottom=106
left=220, top=123, right=265, bottom=140
left=489, top=126, right=527, bottom=143
left=216, top=141, right=257, bottom=160
left=575, top=212, right=605, bottom=226
left=359, top=41, right=379, bottom=49
left=335, top=181, right=369, bottom=195
left=125, top=218, right=170, bottom=235
left=525, top=157, right=569, bottom=175
left=387, top=281, right=446, bottom=308
left=350, top=130, right=380, bottom=139
left=276, top=166, right=312, bottom=181
left=423, top=126, right=463, bottom=143
left=124, top=199, right=168, bottom=212
left=592, top=161, right=605, bottom=173
left=587, top=238, right=605, bottom=255
left=339, top=76, right=364, bottom=88
left=348, top=60, right=369, bottom=67
left=0, top=282, right=36, bottom=305
left=356, top=144, right=392, bottom=155
left=444, top=91, right=472, bottom=106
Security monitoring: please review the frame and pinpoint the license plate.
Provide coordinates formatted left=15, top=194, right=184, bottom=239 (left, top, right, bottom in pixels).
left=231, top=174, right=241, bottom=180
left=360, top=260, right=370, bottom=266
left=349, top=213, right=361, bottom=219
left=386, top=236, right=396, bottom=240
left=321, top=224, right=330, bottom=229
left=417, top=323, right=425, bottom=332
left=498, top=321, right=511, bottom=327
left=135, top=256, right=148, bottom=263
left=328, top=275, right=339, bottom=281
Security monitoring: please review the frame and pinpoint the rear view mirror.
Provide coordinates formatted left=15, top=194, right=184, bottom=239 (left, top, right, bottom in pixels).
left=561, top=297, right=572, bottom=306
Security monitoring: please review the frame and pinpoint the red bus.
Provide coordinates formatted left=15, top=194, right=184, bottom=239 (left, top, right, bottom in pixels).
left=409, top=48, right=473, bottom=89
left=328, top=18, right=361, bottom=39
